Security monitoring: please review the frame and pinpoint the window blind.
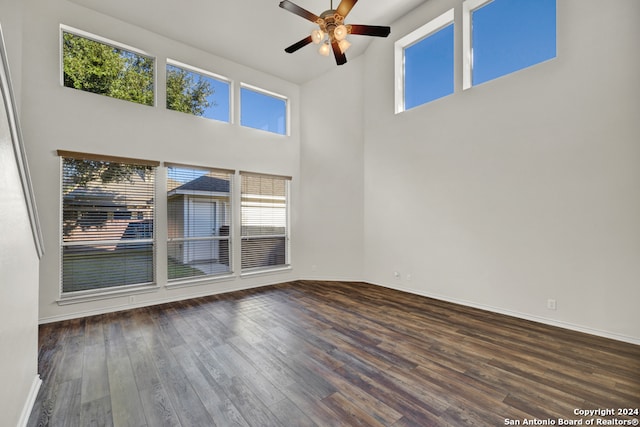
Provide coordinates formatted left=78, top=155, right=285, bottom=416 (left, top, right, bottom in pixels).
left=60, top=155, right=156, bottom=293
left=240, top=172, right=290, bottom=271
left=167, top=165, right=233, bottom=281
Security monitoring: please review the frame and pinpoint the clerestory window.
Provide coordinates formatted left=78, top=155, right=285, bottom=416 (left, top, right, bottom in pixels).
left=394, top=9, right=455, bottom=113
left=61, top=26, right=155, bottom=106
left=166, top=61, right=231, bottom=123
left=463, top=0, right=557, bottom=89
left=240, top=84, right=288, bottom=135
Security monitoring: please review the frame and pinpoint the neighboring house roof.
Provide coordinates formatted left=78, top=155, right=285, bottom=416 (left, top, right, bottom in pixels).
left=170, top=175, right=230, bottom=195
left=167, top=178, right=183, bottom=191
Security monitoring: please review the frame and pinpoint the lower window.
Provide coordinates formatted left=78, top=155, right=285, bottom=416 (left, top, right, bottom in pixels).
left=240, top=172, right=290, bottom=271
left=60, top=151, right=158, bottom=294
left=167, top=165, right=233, bottom=281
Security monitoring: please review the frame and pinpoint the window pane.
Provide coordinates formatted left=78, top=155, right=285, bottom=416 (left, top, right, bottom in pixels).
left=472, top=0, right=556, bottom=86
left=240, top=87, right=287, bottom=135
left=167, top=166, right=232, bottom=280
left=61, top=157, right=155, bottom=293
left=62, top=243, right=153, bottom=292
left=241, top=174, right=289, bottom=271
left=166, top=64, right=230, bottom=122
left=62, top=31, right=154, bottom=106
left=404, top=23, right=455, bottom=110
left=241, top=237, right=286, bottom=270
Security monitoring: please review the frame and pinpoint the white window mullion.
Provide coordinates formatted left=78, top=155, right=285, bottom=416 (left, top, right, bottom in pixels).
left=462, top=0, right=488, bottom=90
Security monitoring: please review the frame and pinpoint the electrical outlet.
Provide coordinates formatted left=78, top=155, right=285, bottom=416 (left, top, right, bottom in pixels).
left=547, top=299, right=557, bottom=310
left=394, top=271, right=401, bottom=279
left=406, top=273, right=412, bottom=281
left=129, top=295, right=135, bottom=304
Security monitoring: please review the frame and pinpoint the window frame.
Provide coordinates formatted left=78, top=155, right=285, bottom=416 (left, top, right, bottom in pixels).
left=239, top=83, right=289, bottom=136
left=57, top=150, right=160, bottom=302
left=165, top=163, right=235, bottom=285
left=165, top=59, right=233, bottom=123
left=60, top=24, right=157, bottom=106
left=394, top=8, right=455, bottom=114
left=239, top=171, right=291, bottom=275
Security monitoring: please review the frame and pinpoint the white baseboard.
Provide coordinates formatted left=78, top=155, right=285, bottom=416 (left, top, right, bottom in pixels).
left=368, top=281, right=640, bottom=346
left=299, top=275, right=364, bottom=283
left=18, top=374, right=41, bottom=427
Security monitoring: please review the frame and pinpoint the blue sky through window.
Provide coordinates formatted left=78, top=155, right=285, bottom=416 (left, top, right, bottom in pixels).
left=240, top=87, right=287, bottom=135
left=201, top=78, right=230, bottom=122
left=472, top=0, right=557, bottom=86
left=398, top=0, right=556, bottom=111
left=404, top=23, right=455, bottom=110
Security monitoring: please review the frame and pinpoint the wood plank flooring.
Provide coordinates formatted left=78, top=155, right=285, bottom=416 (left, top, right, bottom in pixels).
left=28, top=280, right=640, bottom=426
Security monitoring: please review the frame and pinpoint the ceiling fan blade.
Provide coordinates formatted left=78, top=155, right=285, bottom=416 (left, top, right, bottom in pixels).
left=336, top=0, right=358, bottom=18
left=285, top=36, right=313, bottom=53
left=279, top=0, right=320, bottom=23
left=349, top=24, right=391, bottom=37
left=331, top=40, right=347, bottom=66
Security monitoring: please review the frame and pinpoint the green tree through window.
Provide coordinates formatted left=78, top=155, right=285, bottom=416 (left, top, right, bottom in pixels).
left=62, top=32, right=155, bottom=106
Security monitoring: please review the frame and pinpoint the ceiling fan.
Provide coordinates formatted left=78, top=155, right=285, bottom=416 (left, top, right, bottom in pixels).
left=279, top=0, right=391, bottom=65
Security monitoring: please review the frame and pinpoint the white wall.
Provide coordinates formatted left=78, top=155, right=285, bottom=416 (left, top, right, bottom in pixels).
left=362, top=0, right=640, bottom=343
left=298, top=57, right=365, bottom=281
left=0, top=0, right=22, bottom=103
left=21, top=0, right=301, bottom=322
left=13, top=0, right=640, bottom=346
left=0, top=3, right=41, bottom=425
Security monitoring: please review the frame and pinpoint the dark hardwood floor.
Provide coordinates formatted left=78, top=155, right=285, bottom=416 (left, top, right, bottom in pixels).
left=28, top=280, right=640, bottom=426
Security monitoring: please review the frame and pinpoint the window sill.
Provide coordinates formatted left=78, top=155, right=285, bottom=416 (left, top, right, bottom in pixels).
left=57, top=284, right=160, bottom=305
left=240, top=265, right=292, bottom=278
left=165, top=273, right=236, bottom=290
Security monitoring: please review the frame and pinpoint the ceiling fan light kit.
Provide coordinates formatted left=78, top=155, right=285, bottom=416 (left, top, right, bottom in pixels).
left=311, top=29, right=325, bottom=44
left=279, top=0, right=391, bottom=66
left=319, top=42, right=331, bottom=56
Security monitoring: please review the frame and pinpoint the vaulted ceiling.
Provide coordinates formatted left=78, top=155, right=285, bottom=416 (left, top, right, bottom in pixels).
left=69, top=0, right=427, bottom=84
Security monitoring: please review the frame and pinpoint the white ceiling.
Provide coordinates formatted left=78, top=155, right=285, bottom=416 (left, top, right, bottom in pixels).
left=68, top=0, right=427, bottom=84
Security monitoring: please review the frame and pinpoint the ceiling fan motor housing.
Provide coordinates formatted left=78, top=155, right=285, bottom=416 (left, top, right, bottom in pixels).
left=317, top=10, right=349, bottom=40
